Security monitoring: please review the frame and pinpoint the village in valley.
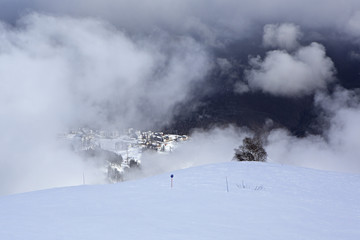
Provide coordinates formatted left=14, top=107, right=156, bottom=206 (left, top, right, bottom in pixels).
left=59, top=128, right=188, bottom=182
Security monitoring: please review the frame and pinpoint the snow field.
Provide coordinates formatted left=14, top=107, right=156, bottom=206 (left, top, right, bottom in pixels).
left=0, top=161, right=359, bottom=240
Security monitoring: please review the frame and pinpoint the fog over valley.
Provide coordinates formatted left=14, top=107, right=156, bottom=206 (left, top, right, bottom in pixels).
left=0, top=0, right=360, bottom=194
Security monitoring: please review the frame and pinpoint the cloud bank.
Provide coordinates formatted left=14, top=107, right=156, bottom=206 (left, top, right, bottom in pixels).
left=0, top=13, right=210, bottom=195
left=235, top=24, right=336, bottom=97
left=266, top=87, right=360, bottom=173
left=244, top=42, right=336, bottom=97
left=0, top=0, right=360, bottom=194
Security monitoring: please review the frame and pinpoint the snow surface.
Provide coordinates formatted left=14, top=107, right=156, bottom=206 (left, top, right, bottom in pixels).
left=0, top=162, right=359, bottom=240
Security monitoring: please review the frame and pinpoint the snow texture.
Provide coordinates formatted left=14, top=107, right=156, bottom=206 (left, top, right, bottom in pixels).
left=0, top=162, right=359, bottom=240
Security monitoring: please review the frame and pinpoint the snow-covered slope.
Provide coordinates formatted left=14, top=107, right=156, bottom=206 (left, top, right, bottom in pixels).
left=0, top=162, right=359, bottom=240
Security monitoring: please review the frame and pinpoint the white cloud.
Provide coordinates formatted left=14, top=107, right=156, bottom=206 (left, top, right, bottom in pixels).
left=0, top=13, right=210, bottom=195
left=1, top=0, right=360, bottom=194
left=263, top=23, right=302, bottom=50
left=266, top=88, right=360, bottom=173
left=244, top=42, right=335, bottom=97
left=0, top=13, right=210, bottom=129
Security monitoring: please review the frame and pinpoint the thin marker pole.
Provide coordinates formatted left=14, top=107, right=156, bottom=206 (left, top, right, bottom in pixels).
left=226, top=177, right=229, bottom=193
left=171, top=174, right=174, bottom=189
left=83, top=171, right=85, bottom=185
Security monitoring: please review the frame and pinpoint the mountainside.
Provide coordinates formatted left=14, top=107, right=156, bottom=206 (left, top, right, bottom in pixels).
left=0, top=162, right=359, bottom=240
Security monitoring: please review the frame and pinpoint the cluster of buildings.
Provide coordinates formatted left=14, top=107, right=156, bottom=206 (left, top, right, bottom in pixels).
left=137, top=131, right=188, bottom=152
left=61, top=128, right=189, bottom=154
left=60, top=128, right=188, bottom=182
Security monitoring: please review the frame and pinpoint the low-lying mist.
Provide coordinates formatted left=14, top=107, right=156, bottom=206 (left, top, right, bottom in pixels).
left=132, top=86, right=360, bottom=181
left=0, top=13, right=210, bottom=195
left=0, top=3, right=359, bottom=196
left=266, top=87, right=360, bottom=173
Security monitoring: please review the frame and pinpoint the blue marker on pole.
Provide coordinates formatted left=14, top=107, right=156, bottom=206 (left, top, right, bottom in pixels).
left=171, top=174, right=174, bottom=188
